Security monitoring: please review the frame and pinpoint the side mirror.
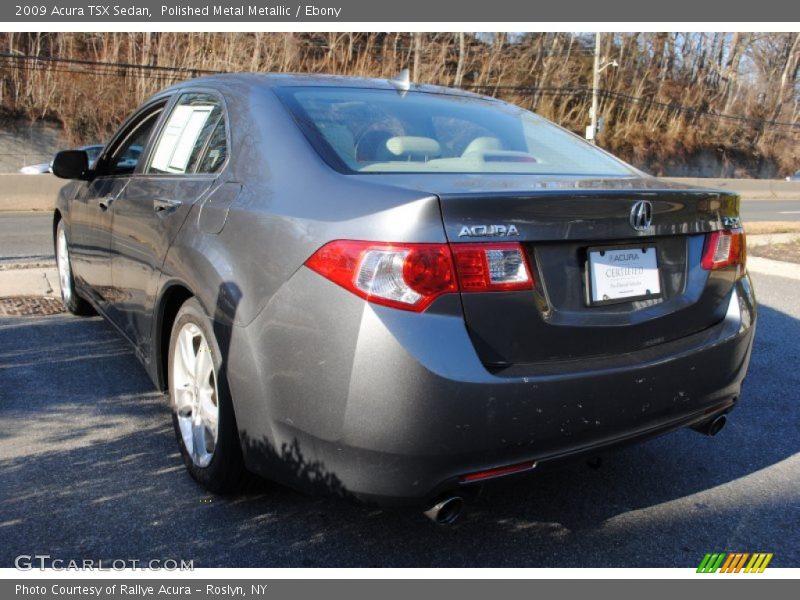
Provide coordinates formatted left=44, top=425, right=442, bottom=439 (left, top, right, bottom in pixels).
left=52, top=150, right=91, bottom=180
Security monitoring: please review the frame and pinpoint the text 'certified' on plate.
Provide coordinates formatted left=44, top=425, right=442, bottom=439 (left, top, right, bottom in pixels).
left=588, top=246, right=661, bottom=304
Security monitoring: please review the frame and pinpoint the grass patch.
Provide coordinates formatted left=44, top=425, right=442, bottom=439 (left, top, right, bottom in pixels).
left=749, top=239, right=800, bottom=264
left=745, top=222, right=800, bottom=235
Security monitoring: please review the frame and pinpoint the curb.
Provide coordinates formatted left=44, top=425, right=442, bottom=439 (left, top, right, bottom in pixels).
left=746, top=233, right=800, bottom=248
left=0, top=266, right=60, bottom=298
left=746, top=257, right=800, bottom=280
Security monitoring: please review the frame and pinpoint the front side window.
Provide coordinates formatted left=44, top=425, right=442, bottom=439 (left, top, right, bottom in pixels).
left=276, top=87, right=636, bottom=176
left=102, top=105, right=164, bottom=177
left=148, top=93, right=226, bottom=175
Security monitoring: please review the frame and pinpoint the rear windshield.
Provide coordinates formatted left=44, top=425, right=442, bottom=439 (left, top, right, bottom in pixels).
left=276, top=86, right=635, bottom=176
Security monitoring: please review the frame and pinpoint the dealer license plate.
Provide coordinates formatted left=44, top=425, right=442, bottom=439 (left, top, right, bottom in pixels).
left=587, top=246, right=661, bottom=305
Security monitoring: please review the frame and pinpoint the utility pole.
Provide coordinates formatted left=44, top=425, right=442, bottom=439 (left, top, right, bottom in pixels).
left=587, top=32, right=617, bottom=144
left=412, top=33, right=421, bottom=82
left=589, top=32, right=601, bottom=144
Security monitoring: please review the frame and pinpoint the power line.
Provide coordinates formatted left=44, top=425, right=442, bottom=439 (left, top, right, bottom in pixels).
left=465, top=84, right=800, bottom=129
left=0, top=51, right=221, bottom=76
left=1, top=52, right=798, bottom=130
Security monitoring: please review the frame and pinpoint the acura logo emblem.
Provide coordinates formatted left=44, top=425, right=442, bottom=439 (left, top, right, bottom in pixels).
left=629, top=200, right=653, bottom=231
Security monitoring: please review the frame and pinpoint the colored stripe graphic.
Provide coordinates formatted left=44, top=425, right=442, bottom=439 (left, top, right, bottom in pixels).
left=697, top=552, right=772, bottom=573
left=720, top=553, right=736, bottom=572
left=733, top=553, right=750, bottom=573
left=697, top=553, right=725, bottom=573
left=745, top=553, right=773, bottom=573
left=697, top=554, right=713, bottom=572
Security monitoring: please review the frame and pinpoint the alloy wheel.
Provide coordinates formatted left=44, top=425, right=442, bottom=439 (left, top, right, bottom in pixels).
left=172, top=322, right=219, bottom=468
left=56, top=225, right=72, bottom=306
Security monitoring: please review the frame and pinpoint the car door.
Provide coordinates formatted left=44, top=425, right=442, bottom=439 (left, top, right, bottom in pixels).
left=69, top=103, right=165, bottom=308
left=109, top=91, right=229, bottom=357
left=68, top=177, right=125, bottom=305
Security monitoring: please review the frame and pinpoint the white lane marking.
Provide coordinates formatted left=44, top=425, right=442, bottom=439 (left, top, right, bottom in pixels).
left=778, top=211, right=800, bottom=214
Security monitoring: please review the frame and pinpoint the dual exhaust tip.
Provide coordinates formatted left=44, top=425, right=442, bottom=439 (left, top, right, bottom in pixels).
left=423, top=496, right=465, bottom=524
left=692, top=413, right=728, bottom=437
left=424, top=413, right=729, bottom=524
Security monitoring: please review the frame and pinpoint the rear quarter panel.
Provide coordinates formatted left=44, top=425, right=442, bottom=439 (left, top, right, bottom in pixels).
left=159, top=85, right=449, bottom=330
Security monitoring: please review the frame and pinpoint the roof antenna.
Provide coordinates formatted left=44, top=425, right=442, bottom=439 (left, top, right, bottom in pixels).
left=390, top=68, right=411, bottom=96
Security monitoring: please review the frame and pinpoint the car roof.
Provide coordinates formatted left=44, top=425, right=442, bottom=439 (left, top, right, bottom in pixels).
left=158, top=72, right=489, bottom=100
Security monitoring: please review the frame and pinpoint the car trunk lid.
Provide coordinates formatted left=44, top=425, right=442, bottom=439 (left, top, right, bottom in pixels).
left=435, top=178, right=741, bottom=367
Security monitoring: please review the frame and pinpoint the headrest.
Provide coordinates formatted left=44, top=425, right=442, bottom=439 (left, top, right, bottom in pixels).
left=385, top=136, right=442, bottom=159
left=462, top=136, right=503, bottom=155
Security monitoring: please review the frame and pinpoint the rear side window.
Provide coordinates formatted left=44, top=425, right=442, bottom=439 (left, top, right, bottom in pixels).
left=148, top=93, right=227, bottom=175
left=196, top=119, right=228, bottom=174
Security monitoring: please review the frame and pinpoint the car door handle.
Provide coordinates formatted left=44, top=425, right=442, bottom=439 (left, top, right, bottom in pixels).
left=98, top=197, right=114, bottom=211
left=153, top=198, right=181, bottom=213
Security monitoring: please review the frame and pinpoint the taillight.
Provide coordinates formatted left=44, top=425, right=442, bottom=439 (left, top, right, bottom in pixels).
left=450, top=243, right=533, bottom=292
left=305, top=241, right=457, bottom=311
left=702, top=229, right=746, bottom=270
left=305, top=240, right=533, bottom=312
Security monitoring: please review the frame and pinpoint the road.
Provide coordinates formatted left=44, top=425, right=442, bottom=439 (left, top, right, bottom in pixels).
left=740, top=200, right=800, bottom=222
left=0, top=212, right=53, bottom=262
left=1, top=201, right=799, bottom=263
left=0, top=269, right=797, bottom=568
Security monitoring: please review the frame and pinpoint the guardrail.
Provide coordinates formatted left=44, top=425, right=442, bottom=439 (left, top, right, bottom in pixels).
left=664, top=178, right=800, bottom=200
left=1, top=174, right=798, bottom=212
left=0, top=174, right=66, bottom=211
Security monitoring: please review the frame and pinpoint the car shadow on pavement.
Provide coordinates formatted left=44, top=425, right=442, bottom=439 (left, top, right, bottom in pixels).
left=0, top=304, right=797, bottom=567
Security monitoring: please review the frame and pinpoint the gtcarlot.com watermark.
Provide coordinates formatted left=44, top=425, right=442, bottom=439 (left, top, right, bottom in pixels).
left=15, top=554, right=194, bottom=571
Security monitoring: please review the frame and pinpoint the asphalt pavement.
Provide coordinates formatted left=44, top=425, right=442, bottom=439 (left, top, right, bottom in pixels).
left=741, top=200, right=800, bottom=222
left=0, top=270, right=797, bottom=568
left=0, top=212, right=53, bottom=262
left=1, top=201, right=799, bottom=263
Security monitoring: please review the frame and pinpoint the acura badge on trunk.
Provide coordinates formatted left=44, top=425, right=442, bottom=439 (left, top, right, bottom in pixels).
left=629, top=200, right=653, bottom=231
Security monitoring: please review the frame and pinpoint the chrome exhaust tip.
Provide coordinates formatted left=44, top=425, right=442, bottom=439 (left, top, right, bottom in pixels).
left=692, top=414, right=727, bottom=437
left=423, top=496, right=464, bottom=524
left=707, top=414, right=727, bottom=436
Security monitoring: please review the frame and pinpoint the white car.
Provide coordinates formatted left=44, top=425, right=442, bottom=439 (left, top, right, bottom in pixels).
left=18, top=161, right=53, bottom=174
left=19, top=144, right=103, bottom=174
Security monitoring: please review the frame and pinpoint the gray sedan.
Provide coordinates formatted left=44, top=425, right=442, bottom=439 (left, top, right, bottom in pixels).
left=51, top=74, right=756, bottom=523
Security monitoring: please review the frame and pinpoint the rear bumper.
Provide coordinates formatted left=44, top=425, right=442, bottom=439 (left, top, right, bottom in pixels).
left=227, top=269, right=756, bottom=506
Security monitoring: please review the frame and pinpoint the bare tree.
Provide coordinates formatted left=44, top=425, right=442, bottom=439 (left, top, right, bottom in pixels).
left=0, top=31, right=797, bottom=176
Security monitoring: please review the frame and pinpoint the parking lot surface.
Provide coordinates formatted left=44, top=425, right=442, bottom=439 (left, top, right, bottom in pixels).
left=0, top=271, right=798, bottom=568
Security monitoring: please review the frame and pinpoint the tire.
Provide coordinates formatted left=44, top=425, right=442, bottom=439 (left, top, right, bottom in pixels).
left=55, top=219, right=94, bottom=316
left=168, top=297, right=248, bottom=494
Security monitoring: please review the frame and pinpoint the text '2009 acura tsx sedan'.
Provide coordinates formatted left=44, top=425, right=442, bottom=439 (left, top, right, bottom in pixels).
left=51, top=73, right=756, bottom=523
